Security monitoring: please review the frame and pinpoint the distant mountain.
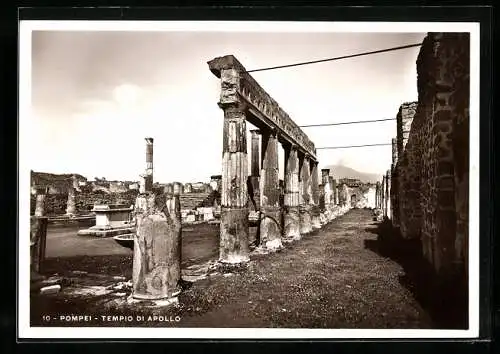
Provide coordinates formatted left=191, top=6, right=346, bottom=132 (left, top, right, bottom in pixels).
left=322, top=164, right=382, bottom=183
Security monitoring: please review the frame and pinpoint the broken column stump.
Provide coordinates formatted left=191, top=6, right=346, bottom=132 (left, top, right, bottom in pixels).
left=30, top=216, right=48, bottom=275
left=132, top=188, right=182, bottom=301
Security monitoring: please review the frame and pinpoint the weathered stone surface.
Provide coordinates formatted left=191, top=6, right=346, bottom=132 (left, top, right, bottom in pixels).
left=30, top=216, right=48, bottom=274
left=40, top=284, right=61, bottom=295
left=259, top=131, right=282, bottom=249
left=208, top=55, right=316, bottom=160
left=65, top=185, right=76, bottom=216
left=219, top=207, right=250, bottom=264
left=132, top=192, right=181, bottom=300
left=390, top=32, right=469, bottom=278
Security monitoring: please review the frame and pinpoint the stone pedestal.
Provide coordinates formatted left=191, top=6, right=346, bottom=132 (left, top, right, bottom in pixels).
left=132, top=191, right=182, bottom=300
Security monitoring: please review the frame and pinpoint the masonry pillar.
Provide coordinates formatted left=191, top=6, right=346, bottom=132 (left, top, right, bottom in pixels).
left=132, top=182, right=182, bottom=301
left=259, top=129, right=282, bottom=250
left=283, top=144, right=300, bottom=240
left=249, top=129, right=261, bottom=211
left=310, top=160, right=321, bottom=230
left=65, top=184, right=76, bottom=216
left=34, top=187, right=47, bottom=217
left=299, top=154, right=312, bottom=235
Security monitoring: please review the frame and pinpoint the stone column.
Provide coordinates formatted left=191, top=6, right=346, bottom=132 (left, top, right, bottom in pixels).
left=34, top=187, right=47, bottom=217
left=299, top=154, right=312, bottom=235
left=31, top=216, right=48, bottom=274
left=164, top=183, right=174, bottom=195
left=385, top=170, right=391, bottom=219
left=249, top=129, right=261, bottom=211
left=283, top=144, right=300, bottom=240
left=381, top=175, right=386, bottom=217
left=321, top=169, right=331, bottom=221
left=145, top=137, right=154, bottom=192
left=391, top=138, right=399, bottom=227
left=65, top=184, right=76, bottom=216
left=259, top=130, right=282, bottom=250
left=132, top=183, right=182, bottom=301
left=219, top=101, right=249, bottom=264
left=310, top=161, right=321, bottom=230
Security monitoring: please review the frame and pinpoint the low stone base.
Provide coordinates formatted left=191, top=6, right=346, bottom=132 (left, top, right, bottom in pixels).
left=77, top=225, right=135, bottom=238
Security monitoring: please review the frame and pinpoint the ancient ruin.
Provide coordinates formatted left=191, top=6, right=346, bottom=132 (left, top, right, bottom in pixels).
left=382, top=32, right=470, bottom=280
left=208, top=55, right=321, bottom=264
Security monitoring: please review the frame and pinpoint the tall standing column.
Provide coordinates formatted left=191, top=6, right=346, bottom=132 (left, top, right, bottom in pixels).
left=299, top=155, right=312, bottom=235
left=283, top=144, right=300, bottom=240
left=310, top=161, right=321, bottom=230
left=66, top=184, right=76, bottom=216
left=259, top=129, right=282, bottom=250
left=145, top=137, right=154, bottom=192
left=249, top=129, right=261, bottom=211
left=132, top=183, right=182, bottom=301
left=219, top=102, right=249, bottom=264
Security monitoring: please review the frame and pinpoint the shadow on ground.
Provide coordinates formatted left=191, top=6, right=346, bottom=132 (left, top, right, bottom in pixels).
left=364, top=220, right=468, bottom=329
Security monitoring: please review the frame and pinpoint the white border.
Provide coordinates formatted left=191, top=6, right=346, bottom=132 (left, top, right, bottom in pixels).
left=18, top=21, right=481, bottom=339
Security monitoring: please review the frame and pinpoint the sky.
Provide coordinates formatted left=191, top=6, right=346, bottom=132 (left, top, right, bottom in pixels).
left=28, top=28, right=426, bottom=183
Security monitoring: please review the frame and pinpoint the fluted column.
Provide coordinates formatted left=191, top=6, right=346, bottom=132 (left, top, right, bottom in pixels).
left=249, top=129, right=261, bottom=211
left=310, top=160, right=321, bottom=230
left=299, top=154, right=312, bottom=235
left=283, top=144, right=300, bottom=240
left=259, top=129, right=282, bottom=250
left=219, top=101, right=250, bottom=264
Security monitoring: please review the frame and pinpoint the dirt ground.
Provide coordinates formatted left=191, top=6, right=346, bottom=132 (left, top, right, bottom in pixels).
left=31, top=209, right=455, bottom=329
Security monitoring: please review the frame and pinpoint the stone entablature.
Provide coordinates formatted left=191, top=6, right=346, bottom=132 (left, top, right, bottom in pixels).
left=208, top=55, right=316, bottom=161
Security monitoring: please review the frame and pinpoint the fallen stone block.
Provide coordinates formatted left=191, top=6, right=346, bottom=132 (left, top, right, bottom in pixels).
left=40, top=284, right=61, bottom=295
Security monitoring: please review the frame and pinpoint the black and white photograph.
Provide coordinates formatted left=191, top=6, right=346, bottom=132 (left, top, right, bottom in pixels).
left=18, top=20, right=479, bottom=339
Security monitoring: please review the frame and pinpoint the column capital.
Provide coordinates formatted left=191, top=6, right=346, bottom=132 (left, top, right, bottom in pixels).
left=218, top=100, right=248, bottom=112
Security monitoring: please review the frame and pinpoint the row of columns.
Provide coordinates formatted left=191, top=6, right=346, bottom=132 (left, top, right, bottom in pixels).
left=218, top=101, right=339, bottom=266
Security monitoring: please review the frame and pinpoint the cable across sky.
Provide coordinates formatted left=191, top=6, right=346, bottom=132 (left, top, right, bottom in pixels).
left=246, top=43, right=423, bottom=73
left=316, top=143, right=392, bottom=150
left=299, top=118, right=396, bottom=128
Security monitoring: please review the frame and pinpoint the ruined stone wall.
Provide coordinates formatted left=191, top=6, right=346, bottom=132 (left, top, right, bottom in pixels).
left=395, top=102, right=419, bottom=239
left=392, top=32, right=470, bottom=277
left=30, top=190, right=139, bottom=216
